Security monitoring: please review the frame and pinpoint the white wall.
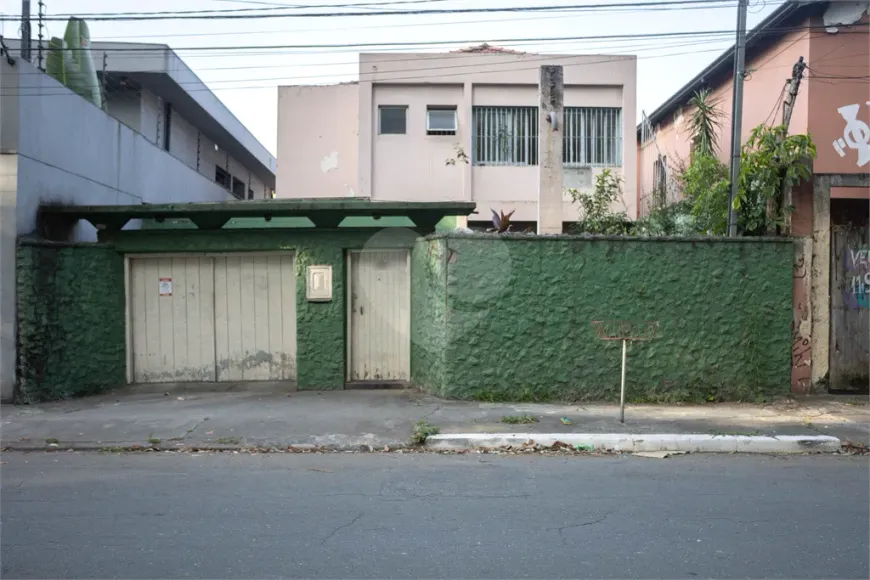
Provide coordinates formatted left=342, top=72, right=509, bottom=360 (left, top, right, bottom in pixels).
left=105, top=88, right=143, bottom=133
left=140, top=89, right=161, bottom=145
left=168, top=106, right=199, bottom=170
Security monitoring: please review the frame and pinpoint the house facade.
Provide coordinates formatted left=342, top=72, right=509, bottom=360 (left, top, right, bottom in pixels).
left=0, top=41, right=276, bottom=400
left=636, top=0, right=870, bottom=393
left=277, top=46, right=637, bottom=228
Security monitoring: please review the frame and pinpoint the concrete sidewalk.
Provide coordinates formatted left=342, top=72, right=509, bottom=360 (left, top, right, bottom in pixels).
left=1, top=387, right=867, bottom=452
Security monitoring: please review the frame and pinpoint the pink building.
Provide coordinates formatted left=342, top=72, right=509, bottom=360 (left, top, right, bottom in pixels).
left=277, top=45, right=637, bottom=228
left=637, top=0, right=870, bottom=394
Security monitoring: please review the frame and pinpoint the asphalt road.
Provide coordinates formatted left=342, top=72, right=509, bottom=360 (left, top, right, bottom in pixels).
left=1, top=452, right=868, bottom=579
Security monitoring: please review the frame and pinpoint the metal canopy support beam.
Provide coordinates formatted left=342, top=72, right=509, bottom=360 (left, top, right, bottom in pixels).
left=37, top=199, right=476, bottom=232
left=188, top=216, right=231, bottom=230
left=85, top=217, right=130, bottom=232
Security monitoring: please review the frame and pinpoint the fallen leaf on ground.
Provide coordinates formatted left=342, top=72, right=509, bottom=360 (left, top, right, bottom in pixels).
left=634, top=450, right=688, bottom=459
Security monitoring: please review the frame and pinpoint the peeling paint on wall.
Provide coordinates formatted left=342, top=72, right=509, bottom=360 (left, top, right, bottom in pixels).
left=320, top=151, right=339, bottom=173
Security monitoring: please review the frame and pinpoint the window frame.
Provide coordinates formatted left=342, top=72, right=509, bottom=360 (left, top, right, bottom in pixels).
left=471, top=105, right=539, bottom=167
left=378, top=105, right=408, bottom=135
left=426, top=106, right=458, bottom=134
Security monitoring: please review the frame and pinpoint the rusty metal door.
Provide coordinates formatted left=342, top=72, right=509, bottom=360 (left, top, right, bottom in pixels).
left=830, top=226, right=870, bottom=391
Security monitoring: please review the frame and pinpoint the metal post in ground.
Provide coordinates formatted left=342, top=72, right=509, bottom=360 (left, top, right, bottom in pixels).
left=620, top=339, right=627, bottom=424
left=592, top=320, right=659, bottom=425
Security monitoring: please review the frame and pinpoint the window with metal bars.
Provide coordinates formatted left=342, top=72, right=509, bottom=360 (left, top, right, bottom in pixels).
left=472, top=106, right=539, bottom=166
left=563, top=107, right=623, bottom=167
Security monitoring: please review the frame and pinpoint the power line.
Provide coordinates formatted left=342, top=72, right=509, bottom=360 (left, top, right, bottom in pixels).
left=53, top=0, right=453, bottom=18
left=17, top=23, right=864, bottom=53
left=98, top=1, right=784, bottom=42
left=6, top=0, right=750, bottom=22
left=3, top=36, right=824, bottom=97
left=11, top=33, right=733, bottom=76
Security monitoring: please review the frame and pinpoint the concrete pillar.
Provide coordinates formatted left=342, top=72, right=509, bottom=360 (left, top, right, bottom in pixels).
left=810, top=174, right=831, bottom=386
left=0, top=57, right=20, bottom=401
left=461, top=81, right=473, bottom=204
left=537, top=65, right=563, bottom=235
left=357, top=78, right=373, bottom=199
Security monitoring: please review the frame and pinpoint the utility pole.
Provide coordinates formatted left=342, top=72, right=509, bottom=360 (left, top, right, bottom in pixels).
left=776, top=56, right=807, bottom=235
left=36, top=0, right=44, bottom=70
left=21, top=0, right=31, bottom=61
left=726, top=0, right=748, bottom=237
left=537, top=65, right=564, bottom=235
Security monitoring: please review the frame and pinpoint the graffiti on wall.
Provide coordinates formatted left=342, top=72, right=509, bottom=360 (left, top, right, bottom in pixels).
left=833, top=102, right=870, bottom=168
left=845, top=247, right=870, bottom=310
left=791, top=253, right=812, bottom=392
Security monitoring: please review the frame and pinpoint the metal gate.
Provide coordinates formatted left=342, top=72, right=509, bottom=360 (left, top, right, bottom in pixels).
left=830, top=226, right=869, bottom=391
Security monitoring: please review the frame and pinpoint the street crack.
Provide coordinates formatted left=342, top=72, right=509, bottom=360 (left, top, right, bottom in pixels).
left=321, top=512, right=364, bottom=545
left=554, top=513, right=611, bottom=546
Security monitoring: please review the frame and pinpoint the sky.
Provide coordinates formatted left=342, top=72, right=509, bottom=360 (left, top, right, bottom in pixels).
left=0, top=0, right=782, bottom=157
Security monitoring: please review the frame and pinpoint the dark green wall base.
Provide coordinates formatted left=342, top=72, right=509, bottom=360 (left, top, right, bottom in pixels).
left=411, top=234, right=794, bottom=403
left=16, top=241, right=126, bottom=402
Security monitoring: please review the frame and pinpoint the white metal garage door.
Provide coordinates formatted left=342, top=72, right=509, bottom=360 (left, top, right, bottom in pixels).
left=347, top=250, right=411, bottom=382
left=128, top=254, right=297, bottom=384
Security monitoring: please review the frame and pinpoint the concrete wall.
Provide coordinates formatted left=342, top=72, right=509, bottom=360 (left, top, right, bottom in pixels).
left=807, top=14, right=870, bottom=175
left=412, top=233, right=794, bottom=402
left=16, top=241, right=126, bottom=402
left=277, top=51, right=637, bottom=220
left=277, top=84, right=360, bottom=199
left=15, top=228, right=793, bottom=404
left=105, top=88, right=143, bottom=134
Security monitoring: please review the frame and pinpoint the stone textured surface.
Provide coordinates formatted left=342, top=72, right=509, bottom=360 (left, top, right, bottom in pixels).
left=103, top=228, right=419, bottom=391
left=410, top=238, right=448, bottom=392
left=16, top=242, right=126, bottom=402
left=426, top=234, right=793, bottom=402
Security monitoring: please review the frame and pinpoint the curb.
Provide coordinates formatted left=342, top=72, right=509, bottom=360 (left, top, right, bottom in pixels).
left=0, top=441, right=411, bottom=453
left=425, top=433, right=843, bottom=454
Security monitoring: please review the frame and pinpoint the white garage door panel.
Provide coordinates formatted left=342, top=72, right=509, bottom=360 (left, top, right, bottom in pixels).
left=129, top=253, right=297, bottom=384
left=130, top=257, right=216, bottom=383
left=214, top=254, right=297, bottom=381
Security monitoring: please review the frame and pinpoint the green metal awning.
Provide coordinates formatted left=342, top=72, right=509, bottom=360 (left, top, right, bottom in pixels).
left=38, top=199, right=477, bottom=231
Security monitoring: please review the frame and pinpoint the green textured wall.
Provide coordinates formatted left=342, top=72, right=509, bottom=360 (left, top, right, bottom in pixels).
left=411, top=238, right=448, bottom=392
left=16, top=241, right=126, bottom=402
left=103, top=227, right=421, bottom=390
left=416, top=234, right=793, bottom=403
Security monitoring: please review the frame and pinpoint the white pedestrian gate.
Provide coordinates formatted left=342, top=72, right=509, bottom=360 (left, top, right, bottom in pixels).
left=347, top=250, right=411, bottom=383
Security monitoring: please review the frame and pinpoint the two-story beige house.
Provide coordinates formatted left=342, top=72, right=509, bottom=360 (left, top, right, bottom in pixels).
left=277, top=45, right=637, bottom=229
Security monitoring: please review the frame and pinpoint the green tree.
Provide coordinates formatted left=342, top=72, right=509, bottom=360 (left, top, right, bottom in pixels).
left=735, top=124, right=816, bottom=236
left=687, top=89, right=724, bottom=157
left=567, top=169, right=630, bottom=235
